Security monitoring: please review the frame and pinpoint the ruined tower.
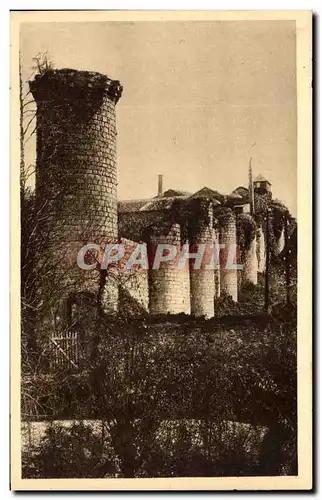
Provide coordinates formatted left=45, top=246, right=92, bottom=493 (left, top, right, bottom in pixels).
left=148, top=223, right=190, bottom=315
left=190, top=203, right=215, bottom=319
left=30, top=69, right=123, bottom=322
left=219, top=212, right=238, bottom=301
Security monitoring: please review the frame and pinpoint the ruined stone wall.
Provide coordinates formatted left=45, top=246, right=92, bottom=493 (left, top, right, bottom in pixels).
left=30, top=69, right=122, bottom=318
left=118, top=238, right=149, bottom=314
left=190, top=220, right=215, bottom=319
left=118, top=210, right=166, bottom=242
left=242, top=238, right=258, bottom=285
left=277, top=228, right=285, bottom=254
left=257, top=226, right=266, bottom=273
left=219, top=213, right=238, bottom=301
left=148, top=223, right=190, bottom=315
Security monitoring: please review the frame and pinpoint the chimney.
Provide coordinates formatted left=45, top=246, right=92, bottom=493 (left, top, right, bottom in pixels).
left=158, top=174, right=163, bottom=197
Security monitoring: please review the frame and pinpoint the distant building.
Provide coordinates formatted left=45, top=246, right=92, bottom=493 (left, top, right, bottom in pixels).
left=254, top=174, right=272, bottom=195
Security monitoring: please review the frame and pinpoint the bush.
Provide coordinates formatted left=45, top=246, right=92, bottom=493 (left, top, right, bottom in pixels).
left=22, top=421, right=116, bottom=478
left=22, top=308, right=297, bottom=478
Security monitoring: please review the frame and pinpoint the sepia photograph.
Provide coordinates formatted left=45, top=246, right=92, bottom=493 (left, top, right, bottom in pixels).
left=10, top=10, right=312, bottom=490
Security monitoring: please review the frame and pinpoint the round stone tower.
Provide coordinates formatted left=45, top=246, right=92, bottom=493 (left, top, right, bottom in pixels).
left=148, top=223, right=190, bottom=315
left=190, top=212, right=215, bottom=319
left=30, top=69, right=123, bottom=320
left=219, top=212, right=238, bottom=301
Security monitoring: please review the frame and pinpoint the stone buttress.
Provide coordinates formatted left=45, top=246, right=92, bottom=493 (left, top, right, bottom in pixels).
left=148, top=223, right=190, bottom=315
left=190, top=203, right=215, bottom=318
left=242, top=237, right=258, bottom=285
left=219, top=212, right=238, bottom=301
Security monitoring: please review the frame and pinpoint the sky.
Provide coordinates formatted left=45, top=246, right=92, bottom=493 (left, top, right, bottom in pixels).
left=20, top=20, right=297, bottom=215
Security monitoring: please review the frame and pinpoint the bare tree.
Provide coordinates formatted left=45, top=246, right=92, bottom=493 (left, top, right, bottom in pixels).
left=31, top=51, right=54, bottom=74
left=19, top=51, right=55, bottom=195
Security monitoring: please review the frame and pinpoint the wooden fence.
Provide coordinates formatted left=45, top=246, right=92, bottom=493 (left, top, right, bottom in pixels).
left=49, top=331, right=79, bottom=371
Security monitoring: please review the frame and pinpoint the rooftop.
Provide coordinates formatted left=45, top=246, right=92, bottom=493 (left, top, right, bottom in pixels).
left=118, top=184, right=248, bottom=214
left=254, top=174, right=271, bottom=184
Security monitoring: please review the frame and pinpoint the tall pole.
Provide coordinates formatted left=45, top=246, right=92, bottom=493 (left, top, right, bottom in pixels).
left=265, top=210, right=270, bottom=313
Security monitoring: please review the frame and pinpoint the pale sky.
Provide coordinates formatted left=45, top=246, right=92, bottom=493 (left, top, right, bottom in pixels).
left=20, top=20, right=297, bottom=215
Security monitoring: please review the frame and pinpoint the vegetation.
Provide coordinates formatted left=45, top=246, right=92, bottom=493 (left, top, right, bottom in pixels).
left=21, top=191, right=297, bottom=479
left=21, top=302, right=297, bottom=478
left=21, top=175, right=297, bottom=479
left=22, top=418, right=275, bottom=478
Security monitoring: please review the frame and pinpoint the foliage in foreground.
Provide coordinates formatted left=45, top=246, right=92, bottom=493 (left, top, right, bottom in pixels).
left=22, top=417, right=297, bottom=479
left=21, top=308, right=297, bottom=479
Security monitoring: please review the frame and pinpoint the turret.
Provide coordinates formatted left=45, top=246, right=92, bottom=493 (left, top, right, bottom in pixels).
left=30, top=69, right=123, bottom=325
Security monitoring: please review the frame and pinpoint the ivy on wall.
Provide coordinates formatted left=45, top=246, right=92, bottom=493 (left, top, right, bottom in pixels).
left=119, top=194, right=295, bottom=263
left=237, top=214, right=257, bottom=252
left=213, top=206, right=234, bottom=231
left=253, top=193, right=294, bottom=260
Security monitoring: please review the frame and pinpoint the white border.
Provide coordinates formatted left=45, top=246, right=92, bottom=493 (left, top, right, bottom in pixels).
left=6, top=7, right=313, bottom=494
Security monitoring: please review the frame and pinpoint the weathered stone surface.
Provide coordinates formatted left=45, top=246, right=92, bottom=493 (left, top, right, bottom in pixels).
left=149, top=224, right=190, bottom=315
left=119, top=238, right=149, bottom=313
left=220, top=213, right=238, bottom=301
left=190, top=221, right=215, bottom=319
left=30, top=69, right=122, bottom=318
left=257, top=226, right=266, bottom=273
left=243, top=238, right=258, bottom=285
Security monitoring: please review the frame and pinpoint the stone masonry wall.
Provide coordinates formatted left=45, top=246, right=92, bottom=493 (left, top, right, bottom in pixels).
left=118, top=210, right=166, bottom=243
left=148, top=223, right=190, bottom=315
left=257, top=226, right=266, bottom=273
left=30, top=69, right=123, bottom=318
left=190, top=220, right=215, bottom=318
left=242, top=238, right=258, bottom=285
left=118, top=238, right=149, bottom=314
left=219, top=213, right=238, bottom=301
